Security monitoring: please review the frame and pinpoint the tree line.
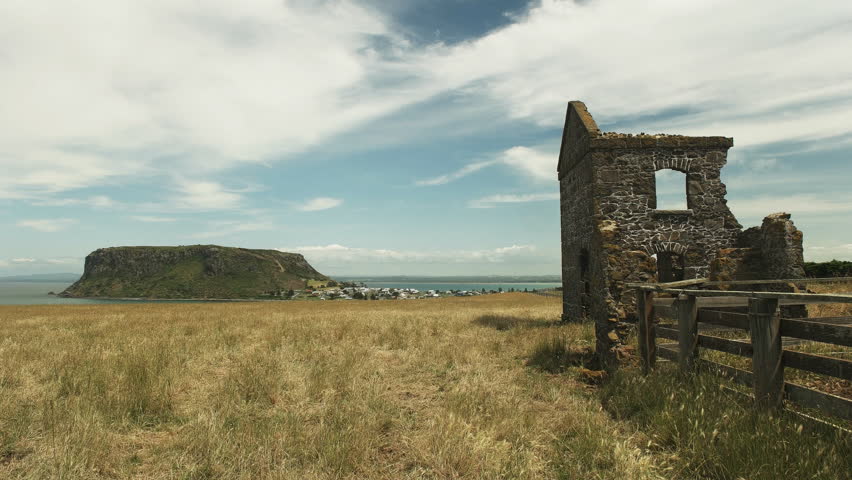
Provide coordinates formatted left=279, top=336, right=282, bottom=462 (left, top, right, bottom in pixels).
left=803, top=260, right=852, bottom=277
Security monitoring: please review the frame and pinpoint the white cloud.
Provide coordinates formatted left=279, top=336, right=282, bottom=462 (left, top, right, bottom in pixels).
left=43, top=258, right=73, bottom=265
left=1, top=0, right=850, bottom=202
left=0, top=0, right=409, bottom=199
left=415, top=160, right=498, bottom=186
left=296, top=197, right=343, bottom=212
left=469, top=192, right=559, bottom=209
left=728, top=194, right=852, bottom=220
left=279, top=244, right=539, bottom=264
left=16, top=219, right=76, bottom=232
left=171, top=180, right=243, bottom=211
left=417, top=0, right=852, bottom=148
left=9, top=257, right=72, bottom=265
left=499, top=146, right=555, bottom=181
left=416, top=145, right=556, bottom=186
left=805, top=244, right=852, bottom=262
left=33, top=195, right=116, bottom=208
left=750, top=158, right=779, bottom=171
left=190, top=221, right=276, bottom=239
left=131, top=216, right=177, bottom=223
left=1, top=257, right=80, bottom=268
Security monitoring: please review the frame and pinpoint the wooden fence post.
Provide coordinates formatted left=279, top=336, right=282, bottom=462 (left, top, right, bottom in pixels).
left=677, top=294, right=698, bottom=373
left=749, top=297, right=783, bottom=409
left=637, top=289, right=656, bottom=374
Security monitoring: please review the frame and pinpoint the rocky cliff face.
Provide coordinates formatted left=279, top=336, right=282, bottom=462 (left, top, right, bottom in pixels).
left=61, top=245, right=330, bottom=299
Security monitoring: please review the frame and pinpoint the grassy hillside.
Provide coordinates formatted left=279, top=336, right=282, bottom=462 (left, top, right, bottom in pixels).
left=61, top=245, right=329, bottom=299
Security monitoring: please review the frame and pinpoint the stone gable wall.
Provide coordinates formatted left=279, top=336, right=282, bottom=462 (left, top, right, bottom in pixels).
left=558, top=101, right=743, bottom=364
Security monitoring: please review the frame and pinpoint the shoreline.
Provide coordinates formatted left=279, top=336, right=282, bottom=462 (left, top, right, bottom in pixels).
left=57, top=296, right=277, bottom=302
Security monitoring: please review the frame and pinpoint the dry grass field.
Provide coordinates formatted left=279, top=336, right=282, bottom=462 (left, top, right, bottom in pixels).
left=807, top=281, right=852, bottom=318
left=0, top=294, right=660, bottom=479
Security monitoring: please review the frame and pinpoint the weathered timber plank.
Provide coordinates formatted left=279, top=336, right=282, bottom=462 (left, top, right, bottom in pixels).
left=721, top=383, right=852, bottom=435
left=655, top=288, right=852, bottom=303
left=631, top=277, right=852, bottom=290
left=697, top=334, right=753, bottom=357
left=780, top=319, right=852, bottom=347
left=627, top=278, right=709, bottom=289
left=637, top=290, right=656, bottom=374
left=790, top=316, right=852, bottom=325
left=786, top=409, right=852, bottom=436
left=750, top=298, right=784, bottom=410
left=702, top=277, right=852, bottom=286
left=657, top=326, right=679, bottom=341
left=697, top=309, right=749, bottom=330
left=699, top=359, right=753, bottom=388
left=783, top=350, right=852, bottom=381
left=678, top=294, right=699, bottom=373
left=654, top=305, right=675, bottom=319
left=660, top=296, right=836, bottom=307
left=658, top=345, right=678, bottom=361
left=785, top=383, right=852, bottom=422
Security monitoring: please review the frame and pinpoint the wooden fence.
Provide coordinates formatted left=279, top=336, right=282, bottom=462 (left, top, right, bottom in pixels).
left=629, top=277, right=852, bottom=423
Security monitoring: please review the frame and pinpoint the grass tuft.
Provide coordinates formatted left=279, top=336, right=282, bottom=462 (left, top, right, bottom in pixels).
left=600, top=364, right=852, bottom=479
left=527, top=335, right=597, bottom=373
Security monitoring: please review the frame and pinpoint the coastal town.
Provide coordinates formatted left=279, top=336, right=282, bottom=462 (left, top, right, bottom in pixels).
left=264, top=283, right=546, bottom=301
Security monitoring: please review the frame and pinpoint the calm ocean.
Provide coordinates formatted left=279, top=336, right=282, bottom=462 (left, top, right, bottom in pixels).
left=0, top=283, right=209, bottom=305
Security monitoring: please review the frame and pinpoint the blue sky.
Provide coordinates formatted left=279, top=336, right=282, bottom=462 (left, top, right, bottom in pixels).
left=2, top=0, right=852, bottom=276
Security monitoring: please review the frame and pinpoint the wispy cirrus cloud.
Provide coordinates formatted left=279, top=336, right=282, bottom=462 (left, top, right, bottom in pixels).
left=468, top=192, right=559, bottom=209
left=8, top=257, right=75, bottom=265
left=296, top=197, right=344, bottom=212
left=16, top=218, right=76, bottom=232
left=130, top=216, right=177, bottom=223
left=416, top=146, right=556, bottom=186
left=190, top=221, right=276, bottom=240
left=3, top=0, right=849, bottom=201
left=32, top=195, right=116, bottom=208
left=170, top=180, right=244, bottom=211
left=415, top=160, right=498, bottom=186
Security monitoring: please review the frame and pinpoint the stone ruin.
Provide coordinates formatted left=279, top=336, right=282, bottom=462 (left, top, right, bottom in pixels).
left=557, top=101, right=807, bottom=362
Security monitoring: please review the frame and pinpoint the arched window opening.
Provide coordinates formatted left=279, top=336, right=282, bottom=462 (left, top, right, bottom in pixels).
left=656, top=252, right=685, bottom=283
left=654, top=169, right=688, bottom=210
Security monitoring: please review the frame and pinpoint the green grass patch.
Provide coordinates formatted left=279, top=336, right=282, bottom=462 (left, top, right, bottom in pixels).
left=600, top=364, right=851, bottom=479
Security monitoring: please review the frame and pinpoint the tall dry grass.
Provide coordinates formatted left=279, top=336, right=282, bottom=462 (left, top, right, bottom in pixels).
left=807, top=281, right=852, bottom=318
left=0, top=294, right=659, bottom=479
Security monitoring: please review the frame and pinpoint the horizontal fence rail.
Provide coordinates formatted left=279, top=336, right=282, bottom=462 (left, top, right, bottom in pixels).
left=634, top=278, right=852, bottom=424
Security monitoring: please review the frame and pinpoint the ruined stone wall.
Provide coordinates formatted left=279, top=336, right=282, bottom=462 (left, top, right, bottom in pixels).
left=559, top=155, right=597, bottom=323
left=558, top=101, right=744, bottom=364
left=592, top=146, right=741, bottom=279
left=710, top=213, right=805, bottom=282
left=709, top=212, right=807, bottom=317
left=758, top=213, right=806, bottom=279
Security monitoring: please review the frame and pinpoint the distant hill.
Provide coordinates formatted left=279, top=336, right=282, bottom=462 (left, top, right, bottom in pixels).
left=61, top=245, right=330, bottom=299
left=0, top=273, right=81, bottom=283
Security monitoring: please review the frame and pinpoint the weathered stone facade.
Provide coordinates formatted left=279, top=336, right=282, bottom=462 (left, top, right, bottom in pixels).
left=558, top=102, right=742, bottom=361
left=709, top=212, right=808, bottom=317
